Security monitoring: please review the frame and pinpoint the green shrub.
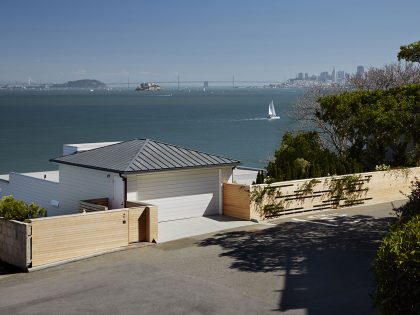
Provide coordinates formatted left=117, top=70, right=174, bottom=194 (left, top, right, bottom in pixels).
left=372, top=215, right=420, bottom=315
left=394, top=179, right=420, bottom=224
left=266, top=131, right=363, bottom=182
left=0, top=195, right=46, bottom=222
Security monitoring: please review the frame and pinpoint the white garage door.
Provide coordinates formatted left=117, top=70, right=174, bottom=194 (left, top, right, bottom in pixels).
left=134, top=168, right=221, bottom=222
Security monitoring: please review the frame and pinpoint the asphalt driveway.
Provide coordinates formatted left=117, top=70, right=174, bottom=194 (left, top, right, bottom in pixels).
left=0, top=201, right=403, bottom=314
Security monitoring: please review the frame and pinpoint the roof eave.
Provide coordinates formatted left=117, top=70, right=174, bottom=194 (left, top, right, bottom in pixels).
left=50, top=159, right=240, bottom=175
left=122, top=162, right=240, bottom=175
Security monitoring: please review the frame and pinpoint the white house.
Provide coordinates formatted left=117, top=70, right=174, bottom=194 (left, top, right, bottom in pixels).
left=1, top=139, right=240, bottom=222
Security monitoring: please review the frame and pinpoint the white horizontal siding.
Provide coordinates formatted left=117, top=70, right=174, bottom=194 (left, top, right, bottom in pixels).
left=0, top=173, right=59, bottom=216
left=58, top=164, right=114, bottom=215
left=128, top=167, right=228, bottom=222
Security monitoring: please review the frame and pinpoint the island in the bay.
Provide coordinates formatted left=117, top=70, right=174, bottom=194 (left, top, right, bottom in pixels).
left=52, top=79, right=107, bottom=89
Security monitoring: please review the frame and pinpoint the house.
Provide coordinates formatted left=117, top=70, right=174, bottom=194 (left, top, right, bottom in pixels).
left=1, top=139, right=240, bottom=222
left=51, top=138, right=240, bottom=222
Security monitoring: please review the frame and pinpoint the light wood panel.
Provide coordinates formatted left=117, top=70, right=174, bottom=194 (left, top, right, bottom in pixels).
left=128, top=207, right=147, bottom=243
left=223, top=183, right=251, bottom=220
left=31, top=209, right=129, bottom=267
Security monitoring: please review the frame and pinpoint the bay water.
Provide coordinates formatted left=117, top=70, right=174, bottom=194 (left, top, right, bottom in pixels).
left=0, top=88, right=302, bottom=174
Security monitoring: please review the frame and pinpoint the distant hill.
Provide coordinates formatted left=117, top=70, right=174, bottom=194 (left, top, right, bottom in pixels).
left=52, top=79, right=107, bottom=88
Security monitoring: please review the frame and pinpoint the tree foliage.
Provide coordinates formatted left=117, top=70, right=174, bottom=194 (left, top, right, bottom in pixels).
left=0, top=196, right=46, bottom=222
left=398, top=40, right=420, bottom=63
left=394, top=179, right=420, bottom=224
left=317, top=84, right=420, bottom=168
left=265, top=131, right=363, bottom=182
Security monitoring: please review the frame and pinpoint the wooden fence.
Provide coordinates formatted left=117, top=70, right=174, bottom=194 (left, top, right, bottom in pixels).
left=30, top=204, right=158, bottom=267
left=224, top=167, right=420, bottom=221
left=0, top=202, right=158, bottom=270
left=223, top=184, right=251, bottom=220
left=79, top=197, right=109, bottom=212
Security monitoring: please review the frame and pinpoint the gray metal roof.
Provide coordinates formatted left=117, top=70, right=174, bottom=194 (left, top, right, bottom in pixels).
left=50, top=139, right=240, bottom=174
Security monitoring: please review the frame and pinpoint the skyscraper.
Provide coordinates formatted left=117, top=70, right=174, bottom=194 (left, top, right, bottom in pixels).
left=356, top=65, right=364, bottom=77
left=319, top=72, right=329, bottom=82
left=331, top=67, right=336, bottom=83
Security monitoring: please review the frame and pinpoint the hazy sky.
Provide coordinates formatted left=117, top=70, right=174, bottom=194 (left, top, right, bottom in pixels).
left=1, top=0, right=419, bottom=83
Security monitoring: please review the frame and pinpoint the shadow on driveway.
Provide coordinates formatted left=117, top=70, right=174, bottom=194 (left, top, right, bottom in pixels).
left=0, top=261, right=22, bottom=278
left=199, top=214, right=395, bottom=314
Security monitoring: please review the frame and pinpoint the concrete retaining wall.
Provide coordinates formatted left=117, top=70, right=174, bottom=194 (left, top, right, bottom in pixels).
left=0, top=218, right=31, bottom=270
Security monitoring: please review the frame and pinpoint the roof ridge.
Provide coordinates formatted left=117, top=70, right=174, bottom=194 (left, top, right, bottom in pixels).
left=147, top=139, right=239, bottom=163
left=124, top=139, right=150, bottom=172
left=50, top=140, right=128, bottom=161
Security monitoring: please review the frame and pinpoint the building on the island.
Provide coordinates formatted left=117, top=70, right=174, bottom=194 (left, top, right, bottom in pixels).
left=135, top=82, right=161, bottom=91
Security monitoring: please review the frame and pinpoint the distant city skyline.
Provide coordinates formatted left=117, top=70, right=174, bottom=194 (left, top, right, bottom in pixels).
left=1, top=0, right=419, bottom=83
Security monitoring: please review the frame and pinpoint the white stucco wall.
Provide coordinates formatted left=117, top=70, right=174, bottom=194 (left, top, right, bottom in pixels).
left=0, top=173, right=59, bottom=216
left=58, top=164, right=115, bottom=215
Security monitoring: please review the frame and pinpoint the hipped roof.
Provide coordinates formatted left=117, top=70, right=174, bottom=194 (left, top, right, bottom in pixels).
left=50, top=139, right=240, bottom=174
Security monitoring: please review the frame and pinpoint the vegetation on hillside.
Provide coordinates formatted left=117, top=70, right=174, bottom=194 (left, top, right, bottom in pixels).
left=52, top=79, right=106, bottom=88
left=262, top=40, right=420, bottom=184
left=317, top=84, right=420, bottom=169
left=265, top=131, right=362, bottom=182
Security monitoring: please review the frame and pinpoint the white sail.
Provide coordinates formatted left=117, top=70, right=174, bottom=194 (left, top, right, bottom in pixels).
left=268, top=101, right=276, bottom=116
left=267, top=100, right=280, bottom=119
left=269, top=101, right=276, bottom=116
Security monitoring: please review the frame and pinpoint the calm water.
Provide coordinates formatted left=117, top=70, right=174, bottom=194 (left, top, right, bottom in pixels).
left=0, top=88, right=302, bottom=174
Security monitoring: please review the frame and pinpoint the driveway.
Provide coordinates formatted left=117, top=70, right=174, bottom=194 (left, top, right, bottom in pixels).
left=158, top=215, right=257, bottom=242
left=0, top=201, right=403, bottom=314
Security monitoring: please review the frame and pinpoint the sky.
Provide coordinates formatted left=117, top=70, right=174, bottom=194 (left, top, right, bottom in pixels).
left=1, top=0, right=419, bottom=84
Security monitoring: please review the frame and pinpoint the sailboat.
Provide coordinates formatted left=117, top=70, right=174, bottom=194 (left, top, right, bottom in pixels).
left=267, top=100, right=280, bottom=120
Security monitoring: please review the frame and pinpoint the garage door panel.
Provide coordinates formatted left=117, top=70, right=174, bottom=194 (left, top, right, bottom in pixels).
left=139, top=183, right=218, bottom=199
left=142, top=193, right=217, bottom=221
left=132, top=168, right=221, bottom=222
left=138, top=175, right=218, bottom=191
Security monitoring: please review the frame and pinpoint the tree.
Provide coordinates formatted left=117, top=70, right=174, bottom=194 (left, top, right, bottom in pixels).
left=293, top=84, right=349, bottom=154
left=398, top=40, right=420, bottom=63
left=317, top=84, right=420, bottom=168
left=265, top=131, right=362, bottom=182
left=348, top=62, right=420, bottom=91
left=0, top=196, right=46, bottom=222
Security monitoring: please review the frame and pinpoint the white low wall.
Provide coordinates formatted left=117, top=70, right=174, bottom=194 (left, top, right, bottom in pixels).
left=0, top=173, right=59, bottom=216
